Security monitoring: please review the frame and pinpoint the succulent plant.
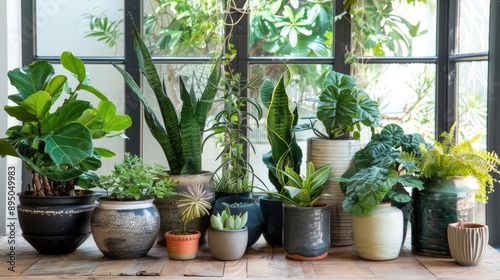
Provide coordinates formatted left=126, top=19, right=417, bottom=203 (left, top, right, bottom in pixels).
left=210, top=206, right=248, bottom=230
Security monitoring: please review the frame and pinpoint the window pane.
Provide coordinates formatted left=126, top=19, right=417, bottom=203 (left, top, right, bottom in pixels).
left=249, top=0, right=334, bottom=58
left=351, top=0, right=437, bottom=57
left=36, top=0, right=124, bottom=57
left=248, top=64, right=332, bottom=191
left=457, top=0, right=490, bottom=54
left=456, top=61, right=488, bottom=146
left=352, top=63, right=436, bottom=139
left=142, top=0, right=224, bottom=57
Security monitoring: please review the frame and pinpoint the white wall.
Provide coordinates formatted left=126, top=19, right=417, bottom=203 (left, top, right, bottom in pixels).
left=1, top=0, right=22, bottom=235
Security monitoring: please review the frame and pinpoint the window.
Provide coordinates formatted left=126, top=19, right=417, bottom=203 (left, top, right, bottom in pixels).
left=19, top=0, right=500, bottom=246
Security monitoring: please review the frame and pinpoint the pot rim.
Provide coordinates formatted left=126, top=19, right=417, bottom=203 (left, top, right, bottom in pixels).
left=96, top=198, right=155, bottom=209
left=448, top=221, right=488, bottom=229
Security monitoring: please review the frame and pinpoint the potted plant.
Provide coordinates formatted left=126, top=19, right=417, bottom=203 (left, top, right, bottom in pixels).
left=0, top=51, right=132, bottom=254
left=258, top=66, right=304, bottom=246
left=208, top=206, right=248, bottom=260
left=113, top=23, right=222, bottom=244
left=91, top=153, right=177, bottom=259
left=165, top=184, right=213, bottom=260
left=270, top=161, right=333, bottom=260
left=339, top=123, right=429, bottom=260
left=412, top=123, right=500, bottom=257
left=305, top=70, right=382, bottom=246
left=204, top=73, right=263, bottom=200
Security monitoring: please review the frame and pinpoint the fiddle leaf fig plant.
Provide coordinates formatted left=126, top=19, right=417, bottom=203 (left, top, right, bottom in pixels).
left=339, top=124, right=430, bottom=215
left=0, top=51, right=132, bottom=196
left=307, top=70, right=381, bottom=140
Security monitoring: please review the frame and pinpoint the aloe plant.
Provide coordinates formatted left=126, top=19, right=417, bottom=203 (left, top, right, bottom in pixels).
left=0, top=51, right=132, bottom=196
left=260, top=66, right=303, bottom=193
left=210, top=207, right=248, bottom=230
left=113, top=23, right=222, bottom=175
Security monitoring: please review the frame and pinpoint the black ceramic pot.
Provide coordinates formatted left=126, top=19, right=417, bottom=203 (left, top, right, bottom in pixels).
left=17, top=191, right=96, bottom=254
left=283, top=203, right=331, bottom=260
left=259, top=195, right=283, bottom=246
left=212, top=196, right=264, bottom=247
left=411, top=177, right=475, bottom=256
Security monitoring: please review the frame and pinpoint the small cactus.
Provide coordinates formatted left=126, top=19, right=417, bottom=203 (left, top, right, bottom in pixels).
left=210, top=207, right=248, bottom=230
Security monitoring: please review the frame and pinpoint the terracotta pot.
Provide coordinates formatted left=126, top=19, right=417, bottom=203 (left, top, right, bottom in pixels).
left=207, top=227, right=248, bottom=260
left=165, top=230, right=201, bottom=260
left=307, top=138, right=360, bottom=246
left=352, top=203, right=403, bottom=261
left=448, top=222, right=489, bottom=266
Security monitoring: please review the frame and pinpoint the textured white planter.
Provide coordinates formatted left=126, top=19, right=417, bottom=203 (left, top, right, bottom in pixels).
left=448, top=222, right=489, bottom=266
left=208, top=227, right=248, bottom=260
left=352, top=204, right=403, bottom=261
left=307, top=138, right=360, bottom=246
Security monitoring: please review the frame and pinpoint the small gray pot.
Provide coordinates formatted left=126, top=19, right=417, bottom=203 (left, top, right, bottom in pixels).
left=283, top=203, right=331, bottom=260
left=208, top=227, right=248, bottom=260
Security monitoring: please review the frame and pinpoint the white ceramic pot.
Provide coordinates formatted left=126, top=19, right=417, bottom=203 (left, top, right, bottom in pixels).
left=307, top=138, right=360, bottom=247
left=352, top=203, right=403, bottom=261
left=448, top=222, right=489, bottom=266
left=208, top=227, right=248, bottom=260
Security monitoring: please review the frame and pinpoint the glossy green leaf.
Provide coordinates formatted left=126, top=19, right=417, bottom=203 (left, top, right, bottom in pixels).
left=39, top=122, right=93, bottom=166
left=42, top=100, right=91, bottom=133
left=7, top=60, right=54, bottom=101
left=61, top=51, right=86, bottom=83
left=22, top=91, right=52, bottom=118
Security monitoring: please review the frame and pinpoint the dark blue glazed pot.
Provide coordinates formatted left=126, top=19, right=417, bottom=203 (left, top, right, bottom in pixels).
left=259, top=195, right=283, bottom=246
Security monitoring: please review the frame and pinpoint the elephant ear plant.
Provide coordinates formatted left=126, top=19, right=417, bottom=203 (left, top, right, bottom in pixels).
left=113, top=23, right=222, bottom=175
left=339, top=124, right=431, bottom=215
left=307, top=70, right=381, bottom=140
left=0, top=51, right=132, bottom=196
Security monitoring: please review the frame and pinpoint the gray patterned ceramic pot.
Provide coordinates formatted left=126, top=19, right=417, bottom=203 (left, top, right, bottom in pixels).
left=91, top=198, right=160, bottom=259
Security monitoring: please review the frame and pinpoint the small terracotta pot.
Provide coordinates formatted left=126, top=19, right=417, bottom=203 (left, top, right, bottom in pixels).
left=165, top=230, right=201, bottom=260
left=447, top=222, right=489, bottom=266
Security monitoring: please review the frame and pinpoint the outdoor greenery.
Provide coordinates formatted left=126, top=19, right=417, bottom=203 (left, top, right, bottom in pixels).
left=99, top=153, right=177, bottom=201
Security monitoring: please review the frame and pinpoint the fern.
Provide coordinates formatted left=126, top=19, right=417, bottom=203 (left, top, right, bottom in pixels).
left=418, top=124, right=500, bottom=202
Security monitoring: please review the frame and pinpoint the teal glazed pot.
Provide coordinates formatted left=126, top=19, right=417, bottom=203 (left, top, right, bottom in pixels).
left=411, top=177, right=475, bottom=256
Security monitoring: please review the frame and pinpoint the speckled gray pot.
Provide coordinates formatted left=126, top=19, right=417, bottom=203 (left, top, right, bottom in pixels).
left=154, top=172, right=214, bottom=245
left=91, top=198, right=160, bottom=259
